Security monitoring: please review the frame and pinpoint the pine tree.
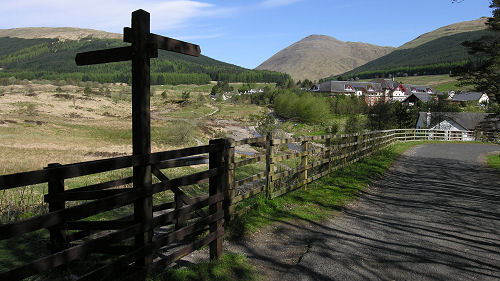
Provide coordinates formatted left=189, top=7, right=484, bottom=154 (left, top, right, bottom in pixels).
left=456, top=0, right=500, bottom=104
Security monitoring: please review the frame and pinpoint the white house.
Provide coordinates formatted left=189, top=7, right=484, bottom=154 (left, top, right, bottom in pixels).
left=416, top=111, right=491, bottom=141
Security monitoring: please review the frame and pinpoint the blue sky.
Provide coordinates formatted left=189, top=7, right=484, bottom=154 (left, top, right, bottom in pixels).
left=0, top=0, right=493, bottom=69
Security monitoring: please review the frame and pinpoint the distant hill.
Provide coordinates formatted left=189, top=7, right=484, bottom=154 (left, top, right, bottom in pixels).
left=0, top=27, right=289, bottom=85
left=341, top=18, right=489, bottom=79
left=0, top=27, right=121, bottom=40
left=255, top=35, right=395, bottom=81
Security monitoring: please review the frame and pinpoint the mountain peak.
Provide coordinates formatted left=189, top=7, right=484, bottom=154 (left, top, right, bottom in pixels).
left=256, top=34, right=394, bottom=81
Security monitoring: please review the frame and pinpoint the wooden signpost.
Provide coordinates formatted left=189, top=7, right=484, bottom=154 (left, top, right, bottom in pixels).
left=75, top=9, right=200, bottom=273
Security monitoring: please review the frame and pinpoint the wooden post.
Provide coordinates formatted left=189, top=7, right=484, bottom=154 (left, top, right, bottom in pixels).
left=46, top=163, right=67, bottom=253
left=265, top=132, right=275, bottom=199
left=174, top=192, right=184, bottom=230
left=209, top=139, right=224, bottom=260
left=224, top=138, right=235, bottom=222
left=130, top=10, right=153, bottom=274
left=326, top=136, right=332, bottom=174
left=301, top=140, right=308, bottom=190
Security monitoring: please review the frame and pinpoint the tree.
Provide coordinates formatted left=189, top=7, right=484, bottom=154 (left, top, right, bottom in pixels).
left=455, top=0, right=500, bottom=103
left=367, top=101, right=395, bottom=130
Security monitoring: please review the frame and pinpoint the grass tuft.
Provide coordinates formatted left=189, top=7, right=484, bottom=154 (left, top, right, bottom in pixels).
left=151, top=253, right=260, bottom=281
left=487, top=154, right=500, bottom=170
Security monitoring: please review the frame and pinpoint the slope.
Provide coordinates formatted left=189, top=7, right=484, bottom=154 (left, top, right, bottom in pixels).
left=343, top=18, right=489, bottom=78
left=255, top=35, right=395, bottom=81
left=0, top=28, right=289, bottom=84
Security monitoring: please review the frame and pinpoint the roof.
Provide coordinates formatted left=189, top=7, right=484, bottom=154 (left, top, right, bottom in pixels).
left=418, top=112, right=491, bottom=130
left=404, top=92, right=432, bottom=103
left=452, top=92, right=485, bottom=102
left=370, top=78, right=397, bottom=89
left=319, top=80, right=383, bottom=93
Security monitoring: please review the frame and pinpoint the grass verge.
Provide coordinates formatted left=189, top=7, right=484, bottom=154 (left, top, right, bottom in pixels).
left=150, top=253, right=260, bottom=281
left=487, top=154, right=500, bottom=170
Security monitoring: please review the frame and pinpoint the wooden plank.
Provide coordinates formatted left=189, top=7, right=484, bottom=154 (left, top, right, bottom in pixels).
left=0, top=222, right=142, bottom=280
left=68, top=177, right=133, bottom=193
left=153, top=201, right=176, bottom=212
left=148, top=144, right=219, bottom=164
left=76, top=212, right=223, bottom=281
left=75, top=46, right=133, bottom=66
left=234, top=171, right=266, bottom=188
left=123, top=28, right=201, bottom=57
left=234, top=155, right=266, bottom=168
left=44, top=188, right=131, bottom=202
left=65, top=220, right=135, bottom=230
left=153, top=33, right=201, bottom=56
left=229, top=185, right=265, bottom=205
left=234, top=136, right=267, bottom=146
left=152, top=193, right=223, bottom=228
left=0, top=154, right=137, bottom=191
left=152, top=228, right=223, bottom=273
left=0, top=167, right=222, bottom=240
left=271, top=166, right=305, bottom=181
left=272, top=151, right=306, bottom=162
left=154, top=155, right=208, bottom=169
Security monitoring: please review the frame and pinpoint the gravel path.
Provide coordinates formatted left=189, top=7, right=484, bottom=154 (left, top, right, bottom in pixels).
left=284, top=143, right=500, bottom=281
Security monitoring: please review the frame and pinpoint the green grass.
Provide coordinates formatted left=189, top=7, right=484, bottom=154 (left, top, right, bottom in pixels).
left=487, top=154, right=500, bottom=170
left=151, top=253, right=260, bottom=281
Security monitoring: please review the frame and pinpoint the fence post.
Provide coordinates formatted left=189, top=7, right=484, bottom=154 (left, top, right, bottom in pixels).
left=174, top=192, right=184, bottom=230
left=45, top=163, right=67, bottom=253
left=209, top=139, right=224, bottom=260
left=301, top=140, right=309, bottom=190
left=224, top=138, right=235, bottom=222
left=265, top=132, right=275, bottom=199
left=326, top=136, right=332, bottom=175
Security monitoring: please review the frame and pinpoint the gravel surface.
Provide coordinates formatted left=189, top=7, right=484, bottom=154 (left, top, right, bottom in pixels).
left=284, top=143, right=500, bottom=281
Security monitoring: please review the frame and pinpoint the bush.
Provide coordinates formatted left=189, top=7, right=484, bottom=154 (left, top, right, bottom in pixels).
left=154, top=122, right=196, bottom=146
left=274, top=91, right=331, bottom=124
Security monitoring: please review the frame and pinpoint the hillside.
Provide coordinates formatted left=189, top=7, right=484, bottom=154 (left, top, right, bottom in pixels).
left=0, top=27, right=121, bottom=40
left=0, top=28, right=289, bottom=85
left=342, top=18, right=489, bottom=79
left=255, top=35, right=395, bottom=81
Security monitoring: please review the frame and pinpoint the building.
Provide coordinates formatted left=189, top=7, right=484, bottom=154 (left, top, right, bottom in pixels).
left=318, top=80, right=387, bottom=105
left=451, top=92, right=489, bottom=104
left=402, top=92, right=432, bottom=106
left=416, top=112, right=491, bottom=141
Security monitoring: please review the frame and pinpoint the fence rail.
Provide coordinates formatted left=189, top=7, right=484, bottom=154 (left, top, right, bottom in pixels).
left=0, top=128, right=483, bottom=280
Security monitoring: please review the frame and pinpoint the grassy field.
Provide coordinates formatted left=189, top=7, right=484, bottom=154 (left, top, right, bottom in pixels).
left=361, top=74, right=473, bottom=93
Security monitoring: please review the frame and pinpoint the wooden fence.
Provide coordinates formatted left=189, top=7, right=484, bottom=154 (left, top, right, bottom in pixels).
left=0, top=129, right=477, bottom=280
left=224, top=128, right=475, bottom=219
left=0, top=139, right=227, bottom=281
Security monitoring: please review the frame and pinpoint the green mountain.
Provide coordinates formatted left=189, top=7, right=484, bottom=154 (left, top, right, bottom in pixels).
left=255, top=35, right=395, bottom=82
left=339, top=18, right=489, bottom=79
left=0, top=27, right=289, bottom=85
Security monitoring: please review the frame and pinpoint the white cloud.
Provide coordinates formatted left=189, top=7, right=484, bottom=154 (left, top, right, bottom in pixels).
left=0, top=0, right=234, bottom=33
left=259, top=0, right=302, bottom=8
